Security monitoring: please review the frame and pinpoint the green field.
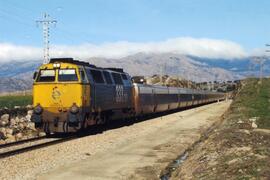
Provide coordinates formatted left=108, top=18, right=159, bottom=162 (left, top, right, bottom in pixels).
left=0, top=95, right=32, bottom=109
left=232, top=78, right=270, bottom=129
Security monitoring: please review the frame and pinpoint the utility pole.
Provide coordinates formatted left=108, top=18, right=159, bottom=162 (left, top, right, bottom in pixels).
left=160, top=63, right=167, bottom=86
left=252, top=56, right=265, bottom=84
left=160, top=65, right=163, bottom=85
left=36, top=13, right=57, bottom=64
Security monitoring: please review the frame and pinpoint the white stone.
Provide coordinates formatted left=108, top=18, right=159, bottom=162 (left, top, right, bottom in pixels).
left=26, top=105, right=33, bottom=109
left=6, top=128, right=13, bottom=135
left=238, top=129, right=250, bottom=135
left=25, top=114, right=32, bottom=122
left=249, top=117, right=258, bottom=122
left=0, top=120, right=8, bottom=126
left=39, top=132, right=46, bottom=137
left=27, top=110, right=33, bottom=116
left=27, top=122, right=36, bottom=130
left=9, top=118, right=16, bottom=126
left=251, top=122, right=258, bottom=129
left=18, top=123, right=25, bottom=130
left=237, top=120, right=243, bottom=124
left=1, top=114, right=9, bottom=122
left=15, top=117, right=20, bottom=123
left=15, top=133, right=23, bottom=140
left=18, top=117, right=25, bottom=123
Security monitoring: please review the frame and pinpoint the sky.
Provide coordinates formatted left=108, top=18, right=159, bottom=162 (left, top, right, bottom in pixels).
left=0, top=0, right=269, bottom=61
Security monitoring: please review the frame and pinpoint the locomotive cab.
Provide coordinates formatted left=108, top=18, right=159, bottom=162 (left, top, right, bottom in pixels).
left=32, top=59, right=90, bottom=133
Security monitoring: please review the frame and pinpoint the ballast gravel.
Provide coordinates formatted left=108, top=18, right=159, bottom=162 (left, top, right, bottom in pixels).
left=0, top=101, right=231, bottom=180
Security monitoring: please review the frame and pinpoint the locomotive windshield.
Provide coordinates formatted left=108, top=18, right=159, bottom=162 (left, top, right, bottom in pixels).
left=36, top=69, right=56, bottom=82
left=58, top=69, right=78, bottom=81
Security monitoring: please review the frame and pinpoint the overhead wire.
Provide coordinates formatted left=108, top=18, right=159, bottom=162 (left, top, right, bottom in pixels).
left=0, top=1, right=96, bottom=45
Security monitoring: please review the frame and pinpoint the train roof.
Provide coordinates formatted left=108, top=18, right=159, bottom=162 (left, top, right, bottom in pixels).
left=50, top=58, right=96, bottom=68
left=49, top=58, right=126, bottom=74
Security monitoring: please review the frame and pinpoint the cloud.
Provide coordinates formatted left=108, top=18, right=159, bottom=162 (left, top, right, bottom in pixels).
left=249, top=48, right=270, bottom=57
left=0, top=43, right=42, bottom=62
left=0, top=37, right=248, bottom=62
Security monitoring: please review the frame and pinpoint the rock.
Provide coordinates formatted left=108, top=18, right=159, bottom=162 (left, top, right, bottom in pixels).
left=254, top=154, right=267, bottom=159
left=26, top=105, right=33, bottom=109
left=6, top=128, right=13, bottom=135
left=25, top=114, right=32, bottom=122
left=238, top=169, right=244, bottom=173
left=0, top=120, right=8, bottom=127
left=251, top=122, right=258, bottom=129
left=237, top=120, right=243, bottom=123
left=1, top=114, right=9, bottom=121
left=18, top=123, right=25, bottom=130
left=227, top=158, right=240, bottom=165
left=6, top=135, right=16, bottom=143
left=20, top=117, right=27, bottom=122
left=26, top=122, right=36, bottom=131
left=15, top=133, right=23, bottom=140
left=6, top=133, right=13, bottom=139
left=238, top=129, right=250, bottom=135
left=38, top=132, right=46, bottom=137
left=0, top=114, right=9, bottom=126
left=27, top=110, right=33, bottom=116
left=15, top=117, right=20, bottom=123
left=0, top=127, right=7, bottom=139
left=9, top=118, right=16, bottom=126
left=249, top=117, right=258, bottom=122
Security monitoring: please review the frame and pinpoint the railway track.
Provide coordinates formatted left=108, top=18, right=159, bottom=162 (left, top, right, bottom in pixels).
left=0, top=135, right=76, bottom=159
left=0, top=102, right=224, bottom=160
left=0, top=136, right=47, bottom=149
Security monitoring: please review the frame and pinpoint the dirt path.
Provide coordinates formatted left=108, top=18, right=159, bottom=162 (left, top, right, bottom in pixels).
left=38, top=101, right=231, bottom=180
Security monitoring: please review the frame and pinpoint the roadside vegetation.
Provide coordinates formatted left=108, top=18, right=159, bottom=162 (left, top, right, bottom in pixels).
left=235, top=78, right=270, bottom=128
left=0, top=94, right=32, bottom=109
left=172, top=78, right=270, bottom=179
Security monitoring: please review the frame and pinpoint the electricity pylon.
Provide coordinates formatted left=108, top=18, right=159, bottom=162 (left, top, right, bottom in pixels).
left=36, top=13, right=57, bottom=64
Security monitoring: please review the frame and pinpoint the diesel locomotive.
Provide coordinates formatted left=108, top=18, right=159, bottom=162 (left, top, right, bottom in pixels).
left=32, top=58, right=226, bottom=133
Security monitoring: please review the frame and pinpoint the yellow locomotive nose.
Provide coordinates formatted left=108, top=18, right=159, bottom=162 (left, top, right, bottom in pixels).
left=32, top=61, right=89, bottom=133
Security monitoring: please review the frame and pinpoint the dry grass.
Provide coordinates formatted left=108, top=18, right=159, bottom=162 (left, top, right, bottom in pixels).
left=172, top=78, right=270, bottom=180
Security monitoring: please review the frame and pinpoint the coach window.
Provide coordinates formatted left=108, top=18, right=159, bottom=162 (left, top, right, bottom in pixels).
left=112, top=73, right=123, bottom=84
left=103, top=71, right=113, bottom=84
left=90, top=69, right=105, bottom=84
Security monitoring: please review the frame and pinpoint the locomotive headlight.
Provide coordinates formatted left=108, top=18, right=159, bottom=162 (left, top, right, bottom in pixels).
left=70, top=103, right=79, bottom=114
left=34, top=104, right=43, bottom=115
left=53, top=63, right=61, bottom=68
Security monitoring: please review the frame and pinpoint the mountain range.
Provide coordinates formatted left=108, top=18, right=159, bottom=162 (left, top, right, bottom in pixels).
left=0, top=53, right=269, bottom=93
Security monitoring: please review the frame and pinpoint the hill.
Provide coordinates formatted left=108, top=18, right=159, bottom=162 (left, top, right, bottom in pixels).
left=0, top=53, right=268, bottom=92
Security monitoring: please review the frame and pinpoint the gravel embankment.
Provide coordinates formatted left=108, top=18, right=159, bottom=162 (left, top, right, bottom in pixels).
left=0, top=101, right=231, bottom=180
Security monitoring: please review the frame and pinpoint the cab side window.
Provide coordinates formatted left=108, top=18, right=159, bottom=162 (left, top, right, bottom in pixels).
left=111, top=73, right=123, bottom=85
left=121, top=73, right=128, bottom=80
left=80, top=69, right=88, bottom=83
left=90, top=69, right=105, bottom=84
left=103, top=71, right=113, bottom=84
